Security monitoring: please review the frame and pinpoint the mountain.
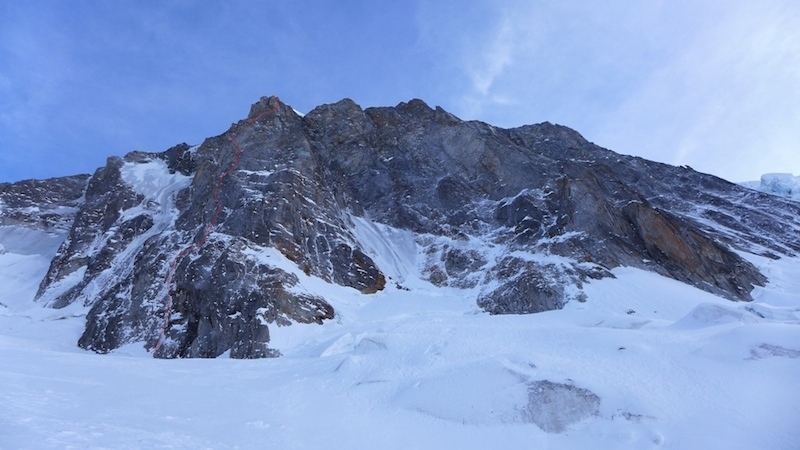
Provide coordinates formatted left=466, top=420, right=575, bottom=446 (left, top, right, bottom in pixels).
left=3, top=96, right=800, bottom=447
left=0, top=174, right=89, bottom=233
left=3, top=96, right=800, bottom=360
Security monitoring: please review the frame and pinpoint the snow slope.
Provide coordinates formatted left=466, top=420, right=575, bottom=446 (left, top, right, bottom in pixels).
left=1, top=219, right=799, bottom=449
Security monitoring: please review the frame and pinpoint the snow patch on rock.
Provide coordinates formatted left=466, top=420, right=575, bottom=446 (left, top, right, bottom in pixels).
left=120, top=159, right=192, bottom=201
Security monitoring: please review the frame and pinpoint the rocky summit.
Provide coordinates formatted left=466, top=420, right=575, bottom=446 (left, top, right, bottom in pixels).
left=4, top=96, right=800, bottom=358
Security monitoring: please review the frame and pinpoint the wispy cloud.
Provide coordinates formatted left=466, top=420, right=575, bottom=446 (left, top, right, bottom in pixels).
left=465, top=17, right=515, bottom=97
left=593, top=0, right=800, bottom=181
left=449, top=4, right=545, bottom=119
left=415, top=0, right=800, bottom=181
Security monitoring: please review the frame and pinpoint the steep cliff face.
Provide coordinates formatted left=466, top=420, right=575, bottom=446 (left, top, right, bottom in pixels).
left=22, top=96, right=800, bottom=358
left=33, top=98, right=382, bottom=358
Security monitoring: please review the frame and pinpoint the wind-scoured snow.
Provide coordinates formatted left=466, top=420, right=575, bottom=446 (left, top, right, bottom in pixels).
left=1, top=217, right=799, bottom=449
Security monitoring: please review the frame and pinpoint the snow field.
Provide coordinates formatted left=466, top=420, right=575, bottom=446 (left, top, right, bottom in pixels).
left=1, top=215, right=799, bottom=449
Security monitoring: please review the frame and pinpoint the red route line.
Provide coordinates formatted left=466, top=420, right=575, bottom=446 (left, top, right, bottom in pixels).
left=152, top=98, right=280, bottom=355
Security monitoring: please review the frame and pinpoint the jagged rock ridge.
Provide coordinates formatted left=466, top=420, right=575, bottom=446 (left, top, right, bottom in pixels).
left=6, top=96, right=799, bottom=358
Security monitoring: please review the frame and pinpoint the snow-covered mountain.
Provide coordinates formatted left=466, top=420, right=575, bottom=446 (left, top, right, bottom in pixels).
left=12, top=96, right=800, bottom=359
left=1, top=96, right=799, bottom=448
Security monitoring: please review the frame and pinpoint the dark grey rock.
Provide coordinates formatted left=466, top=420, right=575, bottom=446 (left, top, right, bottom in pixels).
left=522, top=380, right=601, bottom=432
left=0, top=174, right=89, bottom=232
left=478, top=258, right=573, bottom=314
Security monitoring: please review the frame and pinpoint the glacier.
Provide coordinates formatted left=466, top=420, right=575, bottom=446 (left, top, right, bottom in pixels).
left=741, top=173, right=800, bottom=202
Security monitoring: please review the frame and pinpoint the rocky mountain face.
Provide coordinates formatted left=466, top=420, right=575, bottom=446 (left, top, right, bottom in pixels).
left=0, top=174, right=89, bottom=232
left=0, top=174, right=89, bottom=259
left=5, top=96, right=800, bottom=358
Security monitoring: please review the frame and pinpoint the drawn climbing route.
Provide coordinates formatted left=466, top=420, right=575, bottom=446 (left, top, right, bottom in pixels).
left=152, top=98, right=281, bottom=355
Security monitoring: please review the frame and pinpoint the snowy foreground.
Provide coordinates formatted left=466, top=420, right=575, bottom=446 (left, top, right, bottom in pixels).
left=1, top=224, right=799, bottom=450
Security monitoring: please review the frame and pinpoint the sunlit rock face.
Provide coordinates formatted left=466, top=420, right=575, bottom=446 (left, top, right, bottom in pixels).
left=7, top=95, right=798, bottom=358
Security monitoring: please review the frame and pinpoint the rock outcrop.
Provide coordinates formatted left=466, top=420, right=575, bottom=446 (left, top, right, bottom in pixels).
left=0, top=174, right=89, bottom=232
left=12, top=95, right=800, bottom=358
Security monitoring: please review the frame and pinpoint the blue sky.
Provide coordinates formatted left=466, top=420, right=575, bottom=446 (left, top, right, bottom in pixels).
left=1, top=0, right=798, bottom=183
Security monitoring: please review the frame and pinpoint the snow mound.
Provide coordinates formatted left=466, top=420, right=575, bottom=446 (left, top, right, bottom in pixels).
left=393, top=361, right=531, bottom=425
left=393, top=360, right=601, bottom=432
left=691, top=319, right=800, bottom=362
left=672, top=303, right=758, bottom=329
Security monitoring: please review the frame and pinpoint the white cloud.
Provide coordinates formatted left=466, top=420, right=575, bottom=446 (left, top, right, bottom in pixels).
left=465, top=17, right=514, bottom=97
left=593, top=0, right=800, bottom=181
left=418, top=0, right=800, bottom=182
